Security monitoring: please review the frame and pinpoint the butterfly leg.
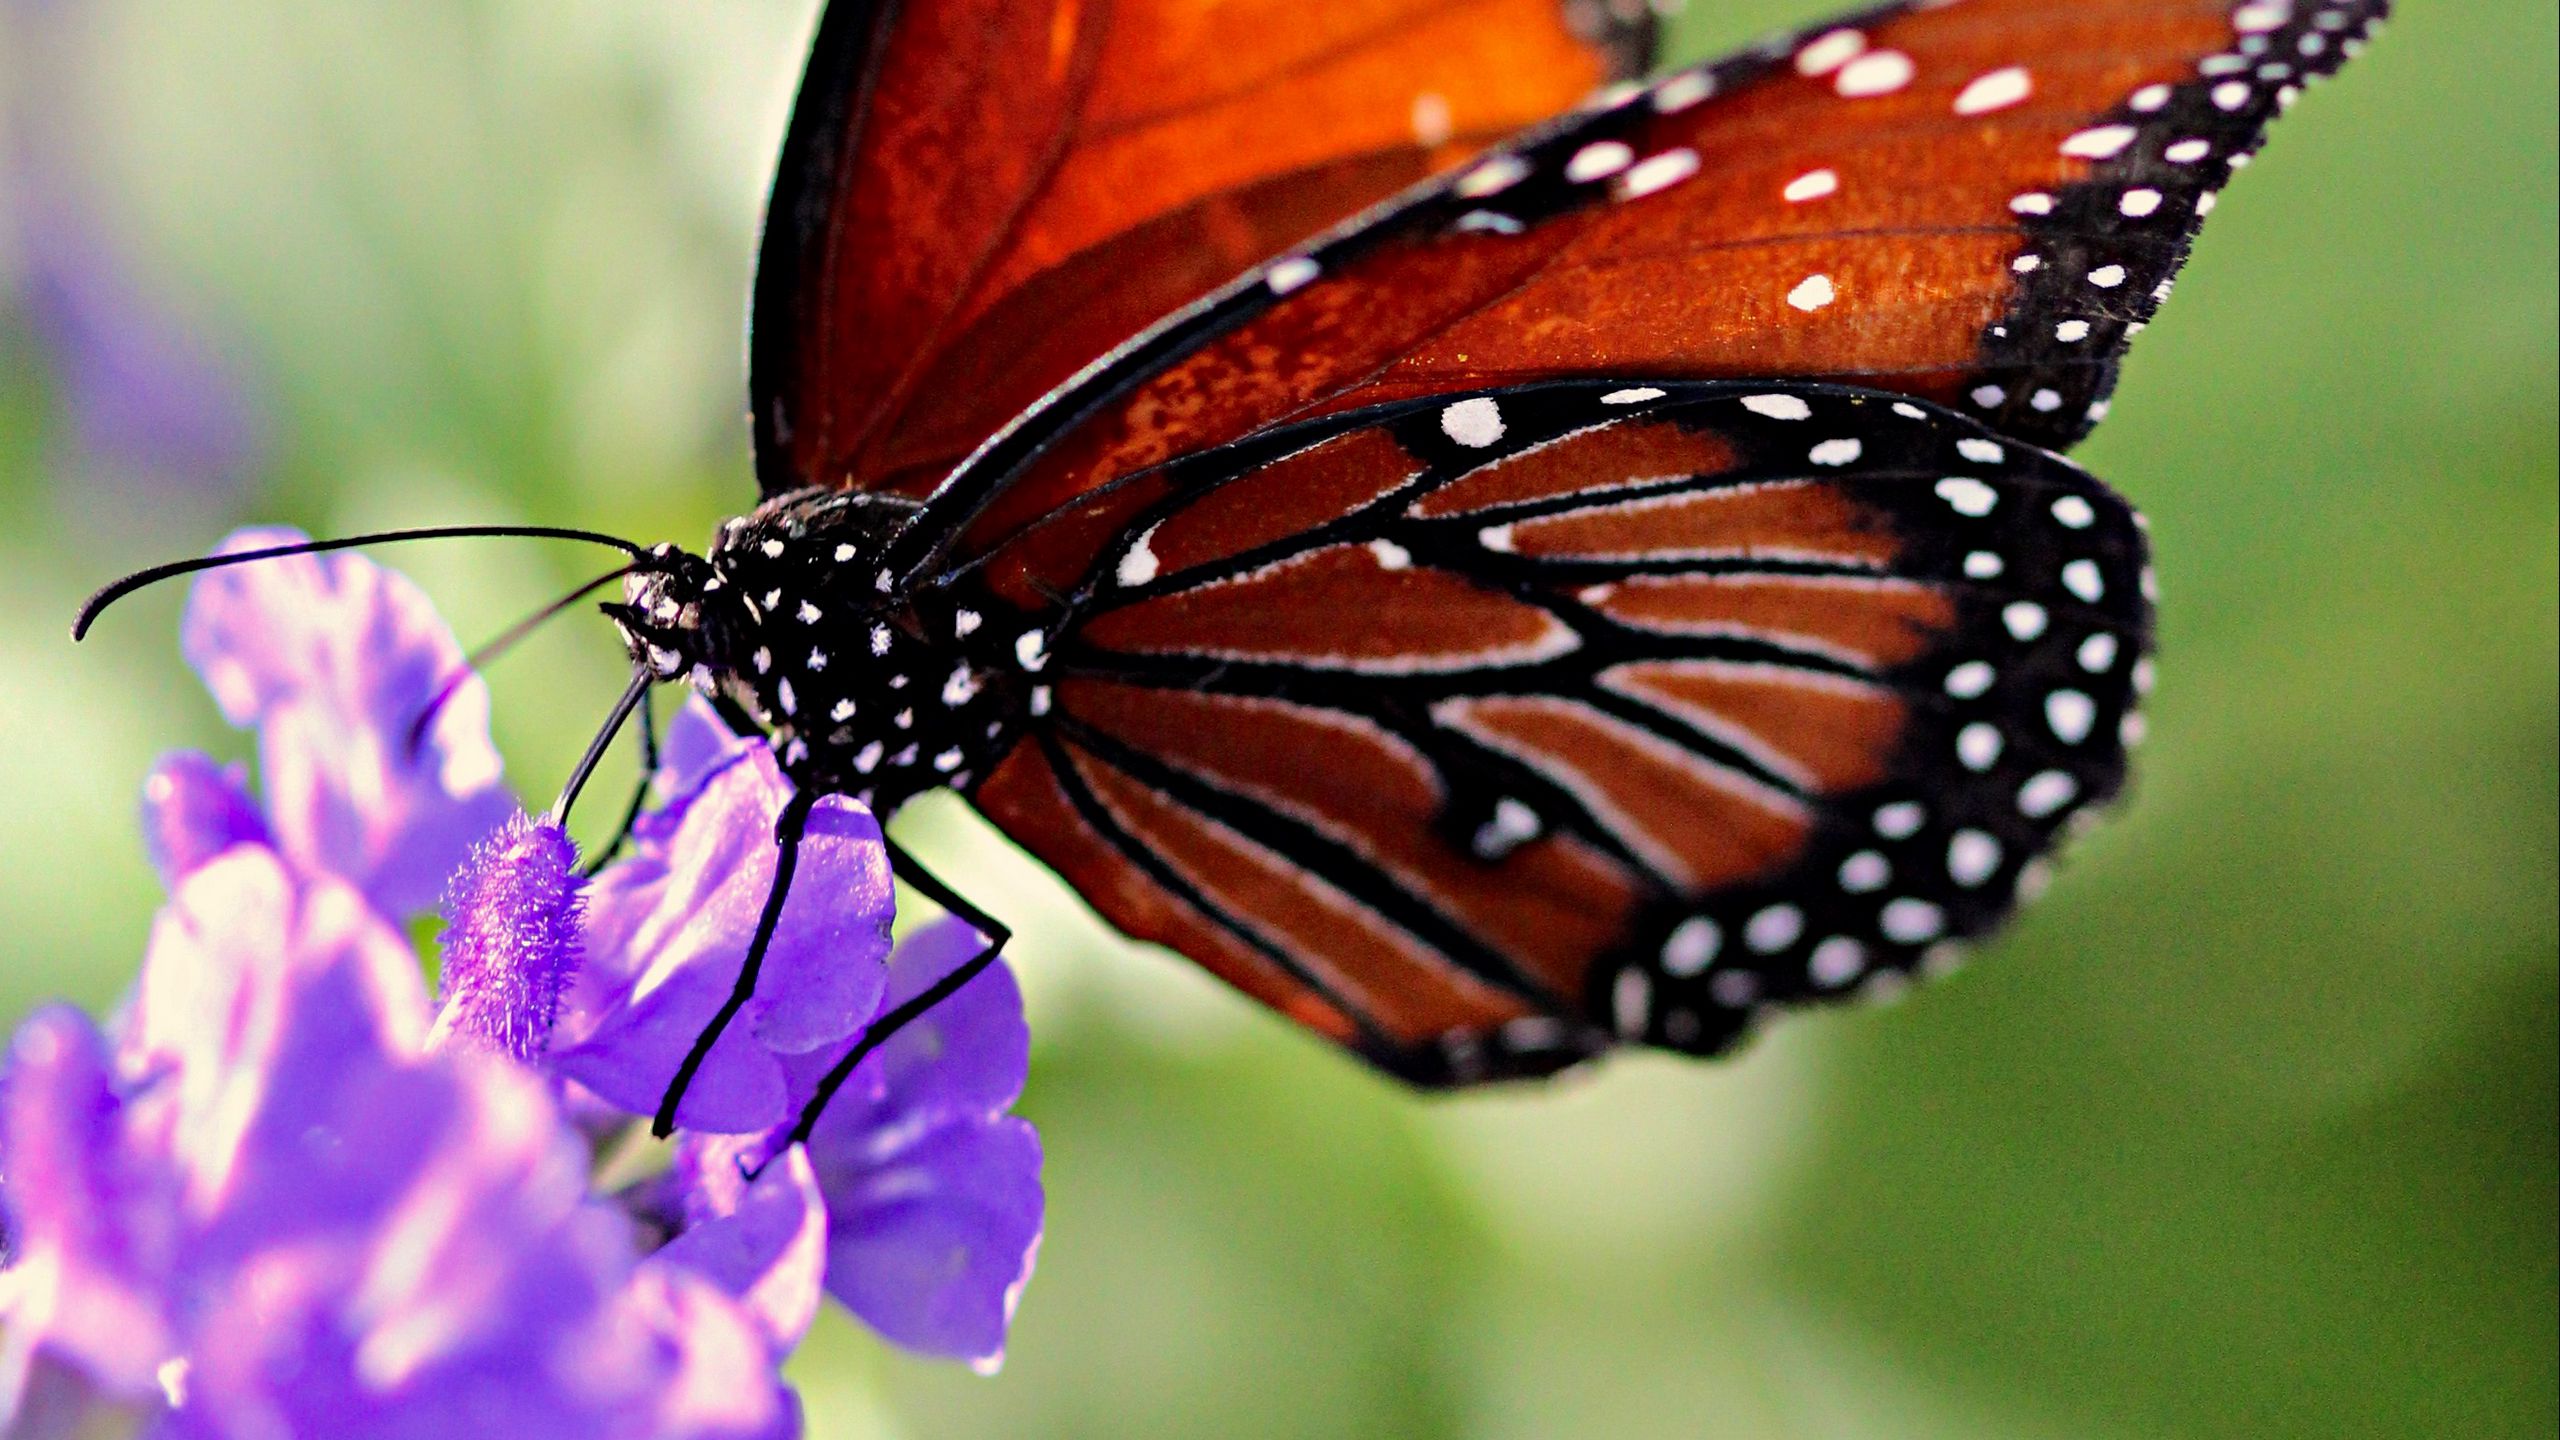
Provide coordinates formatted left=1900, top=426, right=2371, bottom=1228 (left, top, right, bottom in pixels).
left=581, top=683, right=660, bottom=877
left=652, top=786, right=819, bottom=1137
left=777, top=838, right=1011, bottom=1151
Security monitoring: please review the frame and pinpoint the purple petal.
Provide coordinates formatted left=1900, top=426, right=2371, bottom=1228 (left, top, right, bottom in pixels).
left=179, top=526, right=514, bottom=918
left=551, top=746, right=893, bottom=1134
left=654, top=1143, right=829, bottom=1354
left=779, top=921, right=1041, bottom=1367
left=429, top=815, right=586, bottom=1064
left=3, top=849, right=810, bottom=1435
left=0, top=1008, right=180, bottom=1403
left=138, top=752, right=269, bottom=886
left=785, top=919, right=1029, bottom=1124
left=117, top=848, right=433, bottom=1228
left=638, top=697, right=758, bottom=847
left=167, top=1051, right=798, bottom=1440
left=813, top=1116, right=1043, bottom=1369
left=586, top=1266, right=804, bottom=1440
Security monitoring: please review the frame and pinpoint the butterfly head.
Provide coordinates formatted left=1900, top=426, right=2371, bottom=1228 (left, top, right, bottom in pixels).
left=606, top=543, right=734, bottom=683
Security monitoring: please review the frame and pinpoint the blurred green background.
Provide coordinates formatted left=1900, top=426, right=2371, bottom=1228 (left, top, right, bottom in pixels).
left=2, top=1, right=2551, bottom=1436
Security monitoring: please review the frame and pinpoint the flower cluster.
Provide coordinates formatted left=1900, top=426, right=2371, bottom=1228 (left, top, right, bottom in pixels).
left=0, top=531, right=1042, bottom=1435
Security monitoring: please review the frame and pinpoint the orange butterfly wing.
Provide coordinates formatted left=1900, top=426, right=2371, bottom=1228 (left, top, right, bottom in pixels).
left=967, top=383, right=2154, bottom=1080
left=740, top=0, right=2381, bottom=1080
left=749, top=0, right=1650, bottom=502
left=908, top=0, right=2384, bottom=591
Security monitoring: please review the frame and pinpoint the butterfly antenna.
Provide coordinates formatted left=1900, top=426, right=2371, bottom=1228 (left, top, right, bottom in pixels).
left=550, top=668, right=653, bottom=830
left=405, top=562, right=637, bottom=758
left=71, top=525, right=648, bottom=641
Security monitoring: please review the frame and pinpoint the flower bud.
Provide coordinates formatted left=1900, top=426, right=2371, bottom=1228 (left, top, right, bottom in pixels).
left=430, top=814, right=584, bottom=1062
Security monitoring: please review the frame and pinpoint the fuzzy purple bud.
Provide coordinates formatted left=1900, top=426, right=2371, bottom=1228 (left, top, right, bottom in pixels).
left=431, top=814, right=585, bottom=1063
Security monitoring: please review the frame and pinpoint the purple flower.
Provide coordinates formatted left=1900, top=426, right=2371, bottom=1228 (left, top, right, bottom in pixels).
left=780, top=918, right=1043, bottom=1371
left=1, top=849, right=808, bottom=1438
left=4, top=529, right=1044, bottom=1434
left=180, top=526, right=514, bottom=920
left=557, top=699, right=1042, bottom=1364
left=551, top=713, right=896, bottom=1136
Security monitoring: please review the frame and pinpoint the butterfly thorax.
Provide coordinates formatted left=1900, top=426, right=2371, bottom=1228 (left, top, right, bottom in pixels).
left=612, top=488, right=1041, bottom=814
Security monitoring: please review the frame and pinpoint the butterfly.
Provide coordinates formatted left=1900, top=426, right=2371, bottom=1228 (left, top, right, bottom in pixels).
left=77, top=0, right=2389, bottom=1138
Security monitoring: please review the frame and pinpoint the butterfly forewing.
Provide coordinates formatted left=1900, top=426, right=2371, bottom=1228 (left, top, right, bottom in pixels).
left=902, top=0, right=2386, bottom=577
left=966, top=382, right=2152, bottom=1081
left=750, top=0, right=1651, bottom=504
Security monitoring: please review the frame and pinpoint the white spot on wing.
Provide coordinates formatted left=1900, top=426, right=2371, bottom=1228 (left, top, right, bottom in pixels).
left=1441, top=397, right=1507, bottom=447
left=1617, top=148, right=1700, bottom=199
left=1612, top=969, right=1652, bottom=1037
left=2047, top=689, right=2097, bottom=743
left=1742, top=393, right=1812, bottom=420
left=1840, top=851, right=1891, bottom=893
left=2062, top=559, right=2106, bottom=601
left=1936, top=477, right=1998, bottom=516
left=2018, top=769, right=2078, bottom=818
left=1565, top=141, right=1635, bottom=183
left=1787, top=274, right=1836, bottom=311
left=1957, top=722, right=2004, bottom=771
left=1808, top=937, right=1867, bottom=987
left=2060, top=125, right=2139, bottom=159
left=1783, top=168, right=1839, bottom=202
left=1954, top=66, right=2033, bottom=115
left=1874, top=801, right=1926, bottom=839
left=1267, top=257, right=1320, bottom=294
left=1794, top=28, right=1867, bottom=76
left=1881, top=898, right=1946, bottom=944
left=1116, top=526, right=1162, bottom=587
left=1661, top=917, right=1720, bottom=976
left=1949, top=830, right=2003, bottom=888
left=1653, top=70, right=1715, bottom=113
left=1835, top=49, right=1914, bottom=98
left=1455, top=154, right=1530, bottom=197
left=2232, top=1, right=2292, bottom=34
left=1745, top=905, right=1804, bottom=954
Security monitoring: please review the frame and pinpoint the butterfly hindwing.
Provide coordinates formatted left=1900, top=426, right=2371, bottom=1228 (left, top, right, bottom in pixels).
left=966, top=382, right=2153, bottom=1082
